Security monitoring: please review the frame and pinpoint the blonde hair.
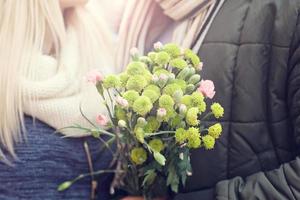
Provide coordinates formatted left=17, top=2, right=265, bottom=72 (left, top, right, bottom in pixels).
left=0, top=0, right=112, bottom=162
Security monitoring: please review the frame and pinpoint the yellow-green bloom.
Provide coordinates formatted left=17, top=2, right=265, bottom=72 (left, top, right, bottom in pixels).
left=211, top=103, right=224, bottom=118
left=145, top=84, right=161, bottom=94
left=126, top=75, right=148, bottom=92
left=115, top=106, right=126, bottom=120
left=163, top=43, right=181, bottom=58
left=126, top=61, right=147, bottom=76
left=159, top=94, right=175, bottom=109
left=149, top=139, right=164, bottom=152
left=155, top=51, right=170, bottom=65
left=122, top=90, right=139, bottom=106
left=133, top=96, right=153, bottom=116
left=103, top=75, right=121, bottom=88
left=184, top=49, right=200, bottom=67
left=154, top=68, right=171, bottom=76
left=134, top=127, right=145, bottom=143
left=181, top=95, right=192, bottom=107
left=172, top=79, right=187, bottom=92
left=119, top=72, right=129, bottom=87
left=144, top=117, right=160, bottom=133
left=202, top=135, right=215, bottom=150
left=142, top=89, right=160, bottom=103
left=148, top=52, right=157, bottom=61
left=187, top=127, right=201, bottom=148
left=163, top=83, right=182, bottom=96
left=208, top=123, right=222, bottom=139
left=169, top=58, right=188, bottom=69
left=191, top=92, right=206, bottom=112
left=186, top=107, right=199, bottom=126
left=175, top=128, right=187, bottom=143
left=130, top=147, right=147, bottom=165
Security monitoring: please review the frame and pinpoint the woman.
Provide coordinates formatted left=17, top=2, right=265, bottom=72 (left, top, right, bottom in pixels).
left=2, top=0, right=300, bottom=200
left=0, top=0, right=116, bottom=199
left=0, top=0, right=223, bottom=199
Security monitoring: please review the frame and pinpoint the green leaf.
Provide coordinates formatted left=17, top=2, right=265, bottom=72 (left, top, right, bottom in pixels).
left=153, top=151, right=166, bottom=166
left=142, top=169, right=157, bottom=186
left=167, top=166, right=179, bottom=193
left=57, top=181, right=73, bottom=191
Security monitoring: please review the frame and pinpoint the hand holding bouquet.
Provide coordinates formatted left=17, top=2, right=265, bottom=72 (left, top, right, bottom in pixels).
left=59, top=42, right=224, bottom=200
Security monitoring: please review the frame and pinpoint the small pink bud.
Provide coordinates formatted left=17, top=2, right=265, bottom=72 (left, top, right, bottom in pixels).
left=159, top=74, right=168, bottom=81
left=157, top=108, right=167, bottom=118
left=116, top=96, right=129, bottom=108
left=154, top=41, right=163, bottom=50
left=96, top=114, right=109, bottom=126
left=86, top=69, right=103, bottom=85
left=197, top=80, right=216, bottom=99
left=152, top=75, right=159, bottom=82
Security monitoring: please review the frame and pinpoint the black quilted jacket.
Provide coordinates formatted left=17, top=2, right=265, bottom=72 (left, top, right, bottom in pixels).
left=175, top=0, right=300, bottom=199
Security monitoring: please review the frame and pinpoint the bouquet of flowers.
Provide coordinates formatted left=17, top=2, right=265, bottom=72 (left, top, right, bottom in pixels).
left=58, top=42, right=224, bottom=200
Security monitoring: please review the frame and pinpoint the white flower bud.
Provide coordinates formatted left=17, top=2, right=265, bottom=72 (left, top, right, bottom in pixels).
left=154, top=41, right=163, bottom=51
left=137, top=117, right=147, bottom=127
left=179, top=104, right=187, bottom=114
left=118, top=120, right=127, bottom=128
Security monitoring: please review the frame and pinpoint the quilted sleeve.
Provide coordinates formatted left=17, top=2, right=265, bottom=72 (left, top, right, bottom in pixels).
left=215, top=10, right=300, bottom=200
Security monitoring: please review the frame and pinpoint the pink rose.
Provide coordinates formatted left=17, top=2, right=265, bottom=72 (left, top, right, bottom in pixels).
left=197, top=80, right=216, bottom=99
left=96, top=114, right=109, bottom=126
left=116, top=96, right=129, bottom=108
left=86, top=69, right=103, bottom=85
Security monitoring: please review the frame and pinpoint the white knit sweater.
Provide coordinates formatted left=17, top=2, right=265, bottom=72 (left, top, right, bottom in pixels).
left=23, top=28, right=110, bottom=137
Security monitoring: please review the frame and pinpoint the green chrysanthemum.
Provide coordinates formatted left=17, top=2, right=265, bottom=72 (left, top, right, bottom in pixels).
left=149, top=139, right=164, bottom=152
left=211, top=103, right=224, bottom=119
left=115, top=106, right=126, bottom=121
left=145, top=84, right=161, bottom=94
left=126, top=75, right=148, bottom=92
left=103, top=75, right=121, bottom=89
left=171, top=114, right=182, bottom=128
left=198, top=101, right=207, bottom=113
left=163, top=43, right=181, bottom=58
left=126, top=61, right=147, bottom=76
left=119, top=72, right=129, bottom=87
left=130, top=147, right=147, bottom=165
left=142, top=89, right=160, bottom=103
left=191, top=92, right=206, bottom=112
left=122, top=90, right=139, bottom=106
left=148, top=52, right=157, bottom=62
left=186, top=107, right=199, bottom=126
left=208, top=123, right=222, bottom=139
left=144, top=117, right=160, bottom=133
left=163, top=83, right=182, bottom=96
left=187, top=127, right=201, bottom=148
left=175, top=128, right=187, bottom=144
left=169, top=58, right=188, bottom=69
left=172, top=79, right=187, bottom=92
left=202, top=135, right=215, bottom=150
left=155, top=51, right=170, bottom=65
left=181, top=95, right=192, bottom=108
left=133, top=96, right=153, bottom=116
left=159, top=94, right=175, bottom=109
left=134, top=127, right=145, bottom=143
left=154, top=68, right=171, bottom=76
left=184, top=49, right=200, bottom=67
